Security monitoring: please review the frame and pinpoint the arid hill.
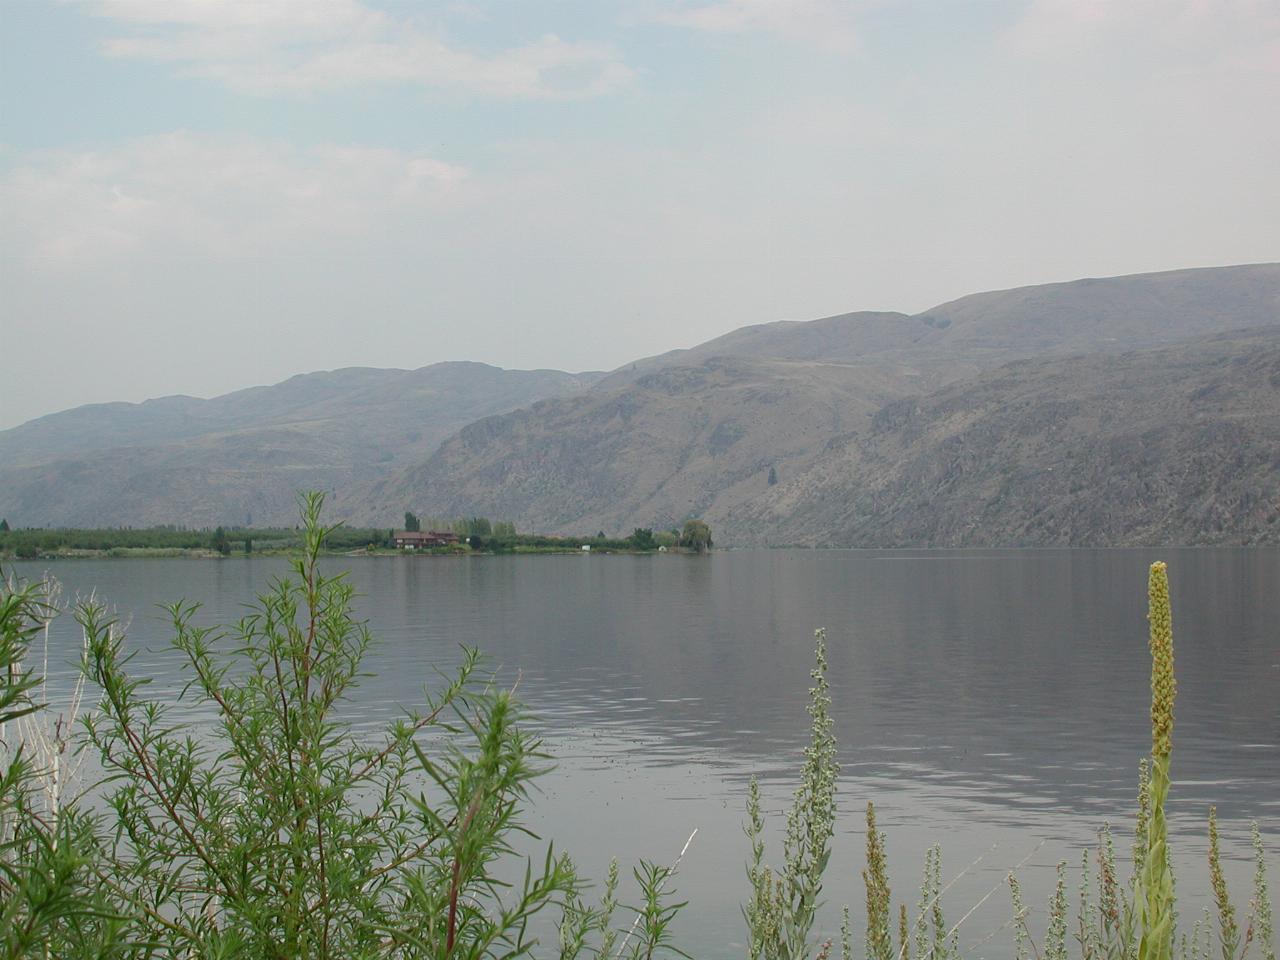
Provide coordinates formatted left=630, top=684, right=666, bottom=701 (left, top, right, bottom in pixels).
left=3, top=262, right=1278, bottom=542
left=0, top=363, right=600, bottom=527
left=348, top=355, right=934, bottom=534
left=356, top=264, right=1280, bottom=542
left=736, top=328, right=1280, bottom=546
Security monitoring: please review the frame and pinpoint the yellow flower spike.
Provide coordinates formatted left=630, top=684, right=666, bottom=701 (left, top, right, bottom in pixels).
left=1148, top=562, right=1176, bottom=759
left=1139, top=561, right=1177, bottom=960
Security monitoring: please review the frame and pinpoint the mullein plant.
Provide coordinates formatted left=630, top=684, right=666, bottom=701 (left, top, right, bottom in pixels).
left=1011, top=562, right=1274, bottom=960
left=1139, top=562, right=1178, bottom=960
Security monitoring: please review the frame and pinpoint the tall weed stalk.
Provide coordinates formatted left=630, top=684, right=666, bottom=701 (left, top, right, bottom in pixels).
left=1010, top=562, right=1273, bottom=960
left=744, top=628, right=839, bottom=959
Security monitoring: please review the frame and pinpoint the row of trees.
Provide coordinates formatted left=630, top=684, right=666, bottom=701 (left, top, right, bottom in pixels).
left=404, top=513, right=518, bottom=540
left=0, top=525, right=397, bottom=559
left=0, top=515, right=711, bottom=558
left=401, top=513, right=713, bottom=553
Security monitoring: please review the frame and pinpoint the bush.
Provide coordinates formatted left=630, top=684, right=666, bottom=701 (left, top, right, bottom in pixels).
left=1, top=572, right=128, bottom=957
left=80, top=492, right=584, bottom=957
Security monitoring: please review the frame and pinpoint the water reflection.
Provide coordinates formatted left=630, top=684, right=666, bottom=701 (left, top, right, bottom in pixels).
left=15, top=548, right=1278, bottom=957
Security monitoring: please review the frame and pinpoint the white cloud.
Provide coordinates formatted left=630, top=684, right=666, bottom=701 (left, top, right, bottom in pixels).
left=655, top=0, right=867, bottom=51
left=1004, top=0, right=1280, bottom=71
left=2, top=134, right=469, bottom=267
left=82, top=0, right=633, bottom=98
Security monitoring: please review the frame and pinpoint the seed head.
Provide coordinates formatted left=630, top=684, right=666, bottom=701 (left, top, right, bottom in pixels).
left=1148, top=562, right=1176, bottom=759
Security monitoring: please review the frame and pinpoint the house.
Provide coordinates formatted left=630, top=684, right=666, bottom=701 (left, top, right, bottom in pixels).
left=393, top=530, right=461, bottom=550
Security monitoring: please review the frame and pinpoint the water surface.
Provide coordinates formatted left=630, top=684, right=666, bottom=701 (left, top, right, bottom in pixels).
left=17, top=548, right=1279, bottom=956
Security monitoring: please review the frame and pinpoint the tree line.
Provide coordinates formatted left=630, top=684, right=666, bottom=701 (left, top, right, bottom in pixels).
left=0, top=515, right=712, bottom=559
left=401, top=512, right=713, bottom=553
left=0, top=524, right=395, bottom=559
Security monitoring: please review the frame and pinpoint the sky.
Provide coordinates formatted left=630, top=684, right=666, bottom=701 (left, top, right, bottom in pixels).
left=2, top=0, right=1278, bottom=430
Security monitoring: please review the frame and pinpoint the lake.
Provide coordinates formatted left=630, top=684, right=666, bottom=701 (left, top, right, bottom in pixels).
left=13, top=548, right=1279, bottom=957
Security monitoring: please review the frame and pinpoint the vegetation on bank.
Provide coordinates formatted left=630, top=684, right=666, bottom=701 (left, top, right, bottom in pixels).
left=0, top=524, right=391, bottom=560
left=0, top=516, right=714, bottom=559
left=0, top=495, right=1271, bottom=959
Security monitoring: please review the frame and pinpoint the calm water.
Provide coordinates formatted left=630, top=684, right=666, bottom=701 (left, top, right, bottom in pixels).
left=15, top=549, right=1279, bottom=957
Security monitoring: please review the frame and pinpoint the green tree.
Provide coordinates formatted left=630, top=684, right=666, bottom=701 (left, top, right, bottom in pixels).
left=244, top=537, right=253, bottom=555
left=0, top=519, right=10, bottom=532
left=212, top=526, right=231, bottom=556
left=679, top=520, right=712, bottom=553
left=629, top=528, right=657, bottom=551
left=404, top=511, right=421, bottom=532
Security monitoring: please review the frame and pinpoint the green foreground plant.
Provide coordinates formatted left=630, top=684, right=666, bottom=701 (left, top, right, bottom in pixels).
left=739, top=562, right=1272, bottom=960
left=744, top=628, right=839, bottom=959
left=1004, top=563, right=1274, bottom=960
left=1, top=572, right=127, bottom=957
left=75, top=491, right=600, bottom=958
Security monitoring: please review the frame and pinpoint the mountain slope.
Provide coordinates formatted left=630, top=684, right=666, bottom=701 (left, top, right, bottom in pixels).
left=4, top=263, right=1278, bottom=538
left=348, top=355, right=926, bottom=533
left=603, top=263, right=1280, bottom=388
left=368, top=264, right=1280, bottom=541
left=0, top=363, right=601, bottom=527
left=914, top=262, right=1280, bottom=359
left=596, top=310, right=930, bottom=389
left=738, top=328, right=1280, bottom=546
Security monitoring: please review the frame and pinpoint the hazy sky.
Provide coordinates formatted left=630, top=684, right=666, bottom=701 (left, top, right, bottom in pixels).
left=2, top=0, right=1278, bottom=429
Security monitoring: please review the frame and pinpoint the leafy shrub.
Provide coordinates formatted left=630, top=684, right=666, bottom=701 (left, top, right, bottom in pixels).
left=80, top=492, right=581, bottom=957
left=1, top=573, right=127, bottom=957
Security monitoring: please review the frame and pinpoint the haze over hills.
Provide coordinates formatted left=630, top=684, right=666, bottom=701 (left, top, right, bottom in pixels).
left=603, top=263, right=1280, bottom=386
left=3, top=263, right=1278, bottom=543
left=353, top=264, right=1280, bottom=542
left=737, top=327, right=1280, bottom=547
left=347, top=354, right=929, bottom=534
left=0, top=363, right=601, bottom=527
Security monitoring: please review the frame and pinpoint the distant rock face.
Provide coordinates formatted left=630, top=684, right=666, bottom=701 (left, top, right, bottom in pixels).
left=4, top=263, right=1279, bottom=544
left=351, top=265, right=1280, bottom=544
left=0, top=363, right=601, bottom=528
left=735, top=329, right=1280, bottom=546
left=350, top=355, right=925, bottom=534
left=914, top=263, right=1280, bottom=358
